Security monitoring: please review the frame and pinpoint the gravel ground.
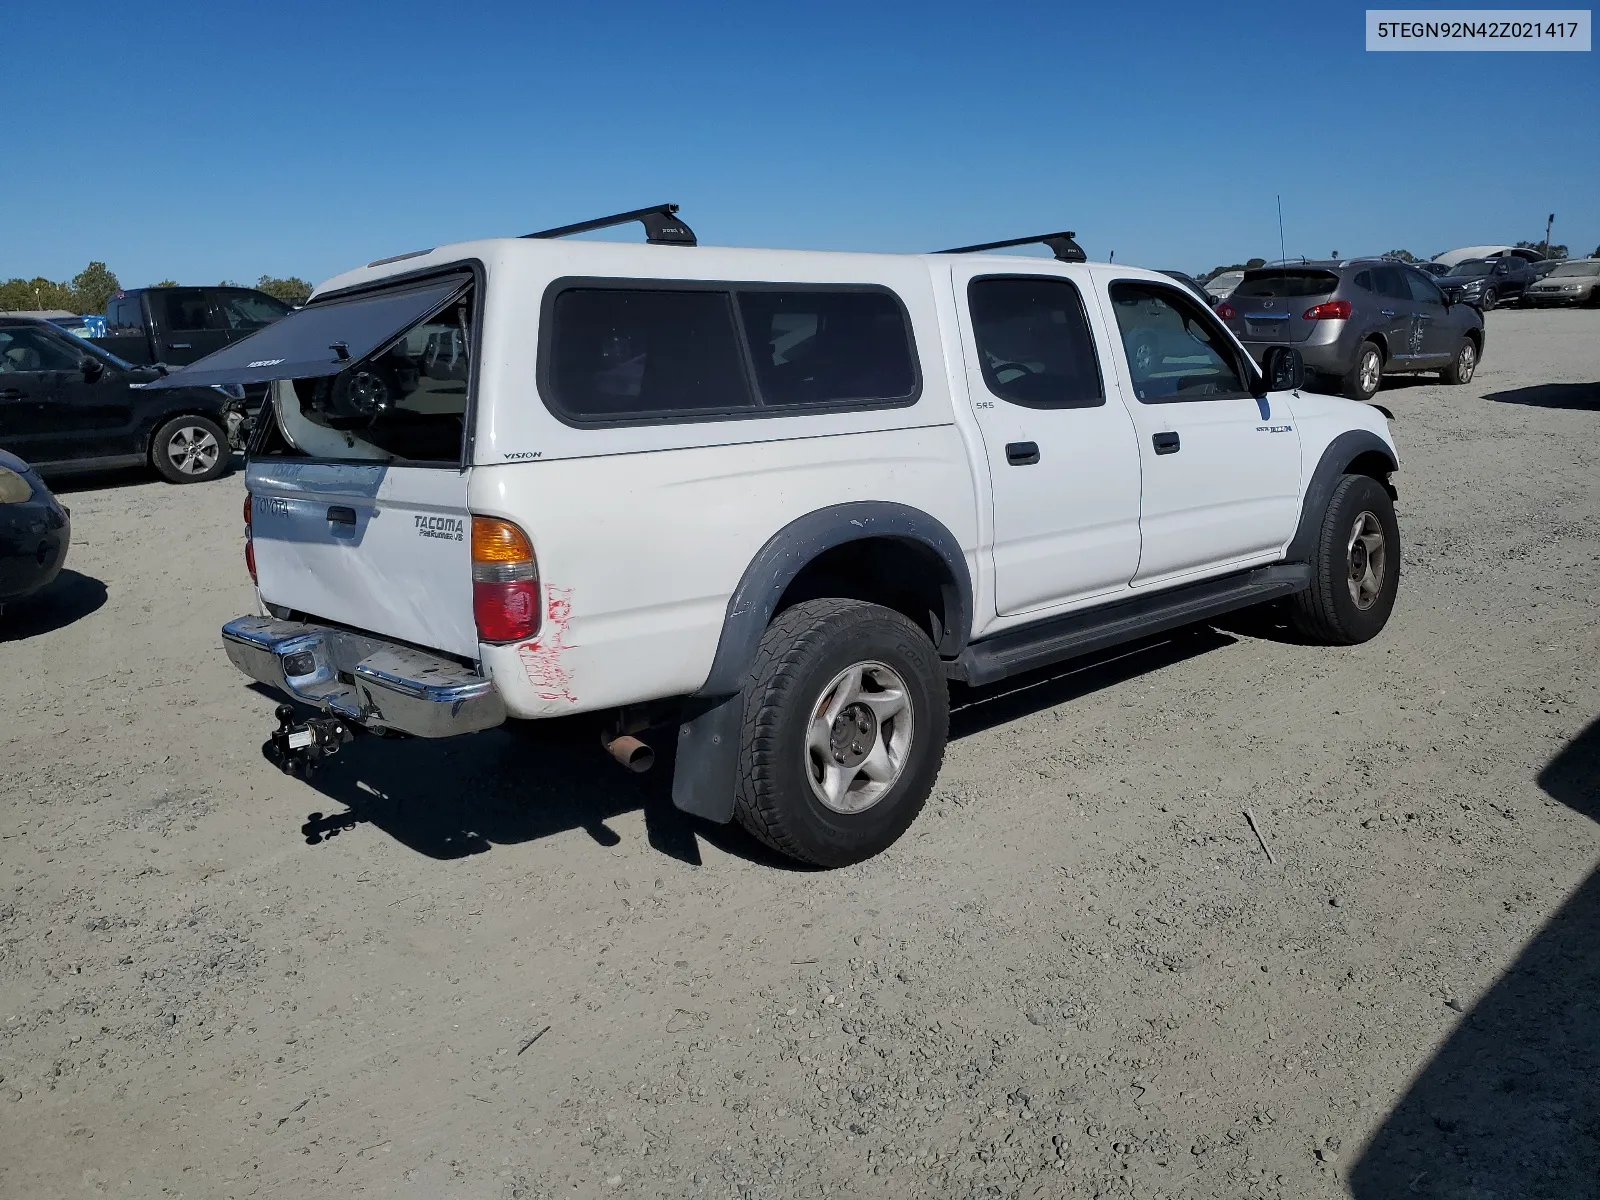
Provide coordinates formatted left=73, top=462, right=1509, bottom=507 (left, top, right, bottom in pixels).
left=2, top=307, right=1597, bottom=1200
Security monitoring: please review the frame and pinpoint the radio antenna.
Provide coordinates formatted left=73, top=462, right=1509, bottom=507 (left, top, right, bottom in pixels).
left=1277, top=195, right=1287, bottom=265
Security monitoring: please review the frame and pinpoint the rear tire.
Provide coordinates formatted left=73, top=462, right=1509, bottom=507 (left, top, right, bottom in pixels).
left=733, top=598, right=948, bottom=867
left=151, top=414, right=229, bottom=484
left=1288, top=474, right=1400, bottom=645
left=1441, top=337, right=1477, bottom=385
left=1341, top=342, right=1383, bottom=402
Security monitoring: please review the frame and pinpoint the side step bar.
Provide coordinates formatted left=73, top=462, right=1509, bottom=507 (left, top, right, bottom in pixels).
left=949, top=564, right=1310, bottom=687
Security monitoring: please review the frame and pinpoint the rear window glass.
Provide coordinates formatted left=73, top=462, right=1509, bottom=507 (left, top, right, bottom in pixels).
left=1234, top=270, right=1340, bottom=298
left=738, top=290, right=916, bottom=406
left=548, top=289, right=754, bottom=420
left=542, top=283, right=919, bottom=424
left=270, top=281, right=476, bottom=465
left=213, top=289, right=291, bottom=329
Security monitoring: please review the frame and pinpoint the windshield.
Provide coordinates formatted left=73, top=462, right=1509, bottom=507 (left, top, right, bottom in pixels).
left=1549, top=261, right=1600, bottom=278
left=1452, top=261, right=1497, bottom=277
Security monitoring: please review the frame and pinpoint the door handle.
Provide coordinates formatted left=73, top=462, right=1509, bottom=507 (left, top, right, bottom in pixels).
left=0, top=388, right=24, bottom=400
left=326, top=505, right=357, bottom=525
left=1152, top=432, right=1180, bottom=455
left=1005, top=441, right=1040, bottom=466
left=1379, top=310, right=1396, bottom=317
left=168, top=342, right=192, bottom=350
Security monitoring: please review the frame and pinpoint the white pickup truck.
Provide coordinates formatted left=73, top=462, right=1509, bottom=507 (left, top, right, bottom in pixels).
left=153, top=206, right=1400, bottom=867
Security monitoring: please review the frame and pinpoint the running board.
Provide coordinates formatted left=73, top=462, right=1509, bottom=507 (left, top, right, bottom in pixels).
left=949, top=564, right=1310, bottom=687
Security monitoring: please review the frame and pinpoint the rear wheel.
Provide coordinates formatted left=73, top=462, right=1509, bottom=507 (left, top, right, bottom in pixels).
left=733, top=598, right=948, bottom=867
left=1441, top=337, right=1477, bottom=385
left=1341, top=342, right=1383, bottom=402
left=1288, top=474, right=1400, bottom=645
left=151, top=414, right=229, bottom=483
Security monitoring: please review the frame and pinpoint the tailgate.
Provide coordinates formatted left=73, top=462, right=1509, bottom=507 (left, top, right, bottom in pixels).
left=1228, top=269, right=1341, bottom=343
left=248, top=459, right=477, bottom=659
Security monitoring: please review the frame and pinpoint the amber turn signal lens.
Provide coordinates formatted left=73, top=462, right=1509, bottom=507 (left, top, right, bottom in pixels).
left=472, top=516, right=534, bottom=563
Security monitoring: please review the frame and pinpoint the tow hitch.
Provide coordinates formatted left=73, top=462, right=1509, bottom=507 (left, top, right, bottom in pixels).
left=267, top=703, right=357, bottom=778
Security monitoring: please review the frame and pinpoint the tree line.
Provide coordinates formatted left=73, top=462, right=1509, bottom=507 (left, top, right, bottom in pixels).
left=0, top=262, right=313, bottom=314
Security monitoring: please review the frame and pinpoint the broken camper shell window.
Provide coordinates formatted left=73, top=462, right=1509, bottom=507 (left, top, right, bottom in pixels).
left=256, top=275, right=477, bottom=466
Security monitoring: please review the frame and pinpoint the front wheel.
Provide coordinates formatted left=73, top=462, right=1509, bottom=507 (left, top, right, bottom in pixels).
left=1288, top=474, right=1400, bottom=645
left=151, top=414, right=229, bottom=483
left=1481, top=288, right=1498, bottom=311
left=733, top=598, right=948, bottom=867
left=1442, top=337, right=1477, bottom=385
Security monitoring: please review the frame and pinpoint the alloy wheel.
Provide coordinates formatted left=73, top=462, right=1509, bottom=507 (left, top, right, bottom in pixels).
left=1346, top=511, right=1387, bottom=611
left=1359, top=349, right=1381, bottom=397
left=166, top=426, right=221, bottom=476
left=804, top=661, right=915, bottom=814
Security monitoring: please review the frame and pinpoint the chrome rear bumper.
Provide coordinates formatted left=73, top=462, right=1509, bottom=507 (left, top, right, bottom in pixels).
left=221, top=616, right=505, bottom=738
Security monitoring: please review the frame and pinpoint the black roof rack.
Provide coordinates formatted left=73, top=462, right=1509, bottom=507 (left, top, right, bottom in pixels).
left=523, top=203, right=696, bottom=246
left=936, top=230, right=1086, bottom=263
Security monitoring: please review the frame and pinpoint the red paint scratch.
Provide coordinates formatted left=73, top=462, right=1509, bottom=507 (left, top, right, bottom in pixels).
left=517, top=587, right=577, bottom=703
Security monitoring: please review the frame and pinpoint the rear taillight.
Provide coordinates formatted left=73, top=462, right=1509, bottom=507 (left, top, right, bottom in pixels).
left=1303, top=299, right=1352, bottom=320
left=1215, top=302, right=1236, bottom=320
left=243, top=493, right=256, bottom=584
left=471, top=516, right=540, bottom=643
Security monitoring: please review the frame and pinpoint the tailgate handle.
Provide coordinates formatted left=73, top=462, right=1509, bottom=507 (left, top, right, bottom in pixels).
left=327, top=505, right=357, bottom=525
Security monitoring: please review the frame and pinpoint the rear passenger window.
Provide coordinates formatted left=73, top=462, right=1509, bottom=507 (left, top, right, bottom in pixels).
left=966, top=276, right=1104, bottom=409
left=542, top=282, right=919, bottom=424
left=548, top=289, right=754, bottom=420
left=737, top=290, right=916, bottom=406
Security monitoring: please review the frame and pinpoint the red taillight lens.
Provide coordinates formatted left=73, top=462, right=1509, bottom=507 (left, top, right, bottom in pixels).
left=243, top=493, right=257, bottom=584
left=1303, top=299, right=1352, bottom=320
left=471, top=516, right=539, bottom=643
left=1216, top=302, right=1236, bottom=320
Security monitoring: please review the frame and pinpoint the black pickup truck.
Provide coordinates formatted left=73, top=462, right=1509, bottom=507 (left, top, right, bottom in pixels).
left=95, top=286, right=293, bottom=367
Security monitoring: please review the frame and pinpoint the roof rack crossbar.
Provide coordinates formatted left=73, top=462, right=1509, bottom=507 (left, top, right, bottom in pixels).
left=523, top=203, right=696, bottom=246
left=935, top=230, right=1086, bottom=263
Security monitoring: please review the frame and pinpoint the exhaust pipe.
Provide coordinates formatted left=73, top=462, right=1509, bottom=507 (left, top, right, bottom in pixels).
left=602, top=732, right=654, bottom=773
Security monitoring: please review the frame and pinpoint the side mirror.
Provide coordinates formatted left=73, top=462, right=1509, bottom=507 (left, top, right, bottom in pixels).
left=1262, top=345, right=1304, bottom=392
left=80, top=356, right=105, bottom=382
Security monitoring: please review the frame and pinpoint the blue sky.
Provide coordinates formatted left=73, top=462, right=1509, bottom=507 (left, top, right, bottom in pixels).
left=2, top=0, right=1594, bottom=288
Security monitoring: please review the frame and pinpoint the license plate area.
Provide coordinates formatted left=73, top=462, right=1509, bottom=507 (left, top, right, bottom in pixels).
left=1245, top=315, right=1288, bottom=339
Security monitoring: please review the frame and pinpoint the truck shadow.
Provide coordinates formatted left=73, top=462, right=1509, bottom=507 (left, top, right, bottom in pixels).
left=1349, top=717, right=1600, bottom=1198
left=279, top=626, right=1235, bottom=868
left=1484, top=382, right=1600, bottom=411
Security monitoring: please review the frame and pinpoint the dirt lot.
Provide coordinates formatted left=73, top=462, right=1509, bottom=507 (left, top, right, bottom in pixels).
left=2, top=307, right=1597, bottom=1200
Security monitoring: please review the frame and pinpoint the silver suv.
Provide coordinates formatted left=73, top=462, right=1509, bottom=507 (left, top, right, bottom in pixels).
left=1218, top=261, right=1486, bottom=401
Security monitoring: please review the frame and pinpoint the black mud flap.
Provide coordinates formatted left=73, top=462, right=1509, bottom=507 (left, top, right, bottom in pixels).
left=670, top=693, right=743, bottom=823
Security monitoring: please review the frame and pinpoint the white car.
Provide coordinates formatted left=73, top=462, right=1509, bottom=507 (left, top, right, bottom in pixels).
left=156, top=205, right=1401, bottom=867
left=1204, top=269, right=1245, bottom=300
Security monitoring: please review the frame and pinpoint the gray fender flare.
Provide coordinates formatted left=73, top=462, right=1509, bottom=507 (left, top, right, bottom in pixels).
left=1286, top=430, right=1399, bottom=562
left=671, top=502, right=972, bottom=823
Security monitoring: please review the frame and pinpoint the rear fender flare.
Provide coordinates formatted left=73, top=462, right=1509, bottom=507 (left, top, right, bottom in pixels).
left=671, top=502, right=971, bottom=823
left=1286, top=431, right=1398, bottom=562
